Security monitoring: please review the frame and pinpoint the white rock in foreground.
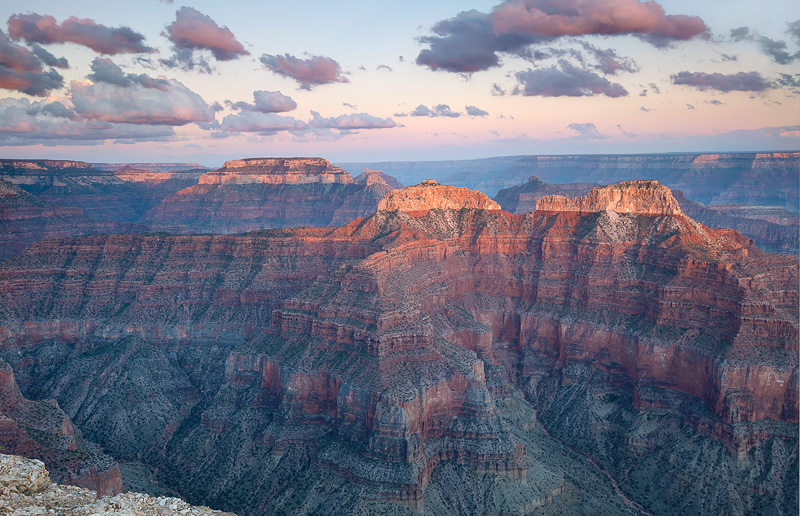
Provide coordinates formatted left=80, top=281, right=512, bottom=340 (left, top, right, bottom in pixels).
left=0, top=454, right=236, bottom=516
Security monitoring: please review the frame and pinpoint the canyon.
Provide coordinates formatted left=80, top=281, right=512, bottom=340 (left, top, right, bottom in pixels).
left=0, top=172, right=796, bottom=515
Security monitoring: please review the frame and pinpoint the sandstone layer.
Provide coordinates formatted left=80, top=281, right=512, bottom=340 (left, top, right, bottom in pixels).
left=0, top=179, right=796, bottom=515
left=200, top=158, right=354, bottom=185
left=496, top=176, right=799, bottom=256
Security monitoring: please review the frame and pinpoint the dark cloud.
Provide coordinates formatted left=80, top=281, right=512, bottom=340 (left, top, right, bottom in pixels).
left=686, top=104, right=696, bottom=110
left=310, top=111, right=397, bottom=130
left=640, top=106, right=651, bottom=112
left=514, top=60, right=628, bottom=97
left=0, top=30, right=64, bottom=96
left=577, top=42, right=639, bottom=75
left=210, top=101, right=224, bottom=112
left=671, top=71, right=771, bottom=92
left=163, top=7, right=249, bottom=61
left=491, top=83, right=506, bottom=96
left=87, top=58, right=169, bottom=90
left=72, top=76, right=215, bottom=125
left=30, top=44, right=68, bottom=68
left=465, top=105, right=489, bottom=116
left=376, top=64, right=393, bottom=72
left=218, top=111, right=308, bottom=133
left=0, top=97, right=174, bottom=145
left=260, top=53, right=347, bottom=89
left=7, top=13, right=153, bottom=54
left=730, top=24, right=800, bottom=65
left=775, top=73, right=800, bottom=88
left=343, top=102, right=357, bottom=109
left=228, top=90, right=297, bottom=113
left=417, top=0, right=707, bottom=73
left=567, top=122, right=609, bottom=140
left=159, top=48, right=212, bottom=74
left=432, top=104, right=459, bottom=117
left=707, top=99, right=724, bottom=105
left=789, top=20, right=800, bottom=43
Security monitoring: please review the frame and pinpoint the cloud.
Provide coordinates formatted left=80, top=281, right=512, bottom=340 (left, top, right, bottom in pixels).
left=376, top=64, right=393, bottom=72
left=0, top=97, right=175, bottom=145
left=417, top=0, right=707, bottom=73
left=158, top=48, right=212, bottom=73
left=567, top=122, right=610, bottom=139
left=163, top=7, right=248, bottom=62
left=577, top=42, right=639, bottom=75
left=671, top=71, right=771, bottom=92
left=0, top=30, right=64, bottom=96
left=730, top=23, right=800, bottom=65
left=686, top=104, right=696, bottom=110
left=218, top=111, right=308, bottom=133
left=87, top=57, right=169, bottom=90
left=71, top=76, right=215, bottom=125
left=640, top=106, right=651, bottom=112
left=775, top=73, right=800, bottom=88
left=465, top=105, right=489, bottom=116
left=30, top=44, right=68, bottom=68
left=310, top=111, right=397, bottom=130
left=491, top=83, right=506, bottom=96
left=7, top=13, right=153, bottom=54
left=260, top=53, right=347, bottom=89
left=514, top=60, right=628, bottom=97
left=395, top=104, right=463, bottom=117
left=228, top=90, right=297, bottom=113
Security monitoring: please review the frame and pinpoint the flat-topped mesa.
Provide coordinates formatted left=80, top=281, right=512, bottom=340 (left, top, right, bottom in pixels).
left=199, top=157, right=355, bottom=185
left=378, top=180, right=501, bottom=215
left=535, top=180, right=683, bottom=216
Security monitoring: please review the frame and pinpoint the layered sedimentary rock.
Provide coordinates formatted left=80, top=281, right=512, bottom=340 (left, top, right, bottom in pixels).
left=493, top=175, right=598, bottom=213
left=0, top=159, right=196, bottom=224
left=497, top=176, right=799, bottom=255
left=0, top=179, right=796, bottom=515
left=354, top=168, right=404, bottom=189
left=146, top=158, right=398, bottom=233
left=341, top=151, right=800, bottom=206
left=0, top=360, right=122, bottom=495
left=200, top=158, right=354, bottom=185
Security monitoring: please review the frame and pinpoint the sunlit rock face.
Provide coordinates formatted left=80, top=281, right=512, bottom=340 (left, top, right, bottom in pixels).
left=199, top=158, right=355, bottom=185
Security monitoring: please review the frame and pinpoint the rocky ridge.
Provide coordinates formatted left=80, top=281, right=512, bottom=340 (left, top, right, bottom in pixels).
left=0, top=179, right=796, bottom=515
left=0, top=454, right=235, bottom=515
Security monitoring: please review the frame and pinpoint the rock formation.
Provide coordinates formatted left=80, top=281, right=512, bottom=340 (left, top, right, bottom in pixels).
left=145, top=158, right=398, bottom=233
left=0, top=179, right=796, bottom=515
left=0, top=454, right=235, bottom=515
left=0, top=360, right=122, bottom=495
left=200, top=158, right=354, bottom=185
left=340, top=151, right=799, bottom=206
left=493, top=175, right=598, bottom=213
left=496, top=176, right=799, bottom=255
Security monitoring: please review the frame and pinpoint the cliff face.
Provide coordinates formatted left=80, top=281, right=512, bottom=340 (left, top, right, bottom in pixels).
left=0, top=360, right=122, bottom=496
left=342, top=151, right=800, bottom=206
left=145, top=158, right=398, bottom=233
left=0, top=180, right=796, bottom=515
left=496, top=176, right=799, bottom=256
left=0, top=159, right=401, bottom=258
left=200, top=158, right=354, bottom=185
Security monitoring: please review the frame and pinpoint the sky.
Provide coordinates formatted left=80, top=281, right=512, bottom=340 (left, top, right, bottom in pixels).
left=0, top=0, right=798, bottom=166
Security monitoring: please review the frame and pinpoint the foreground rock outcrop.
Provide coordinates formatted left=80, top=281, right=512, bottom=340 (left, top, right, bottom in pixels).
left=0, top=179, right=796, bottom=515
left=0, top=454, right=235, bottom=515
